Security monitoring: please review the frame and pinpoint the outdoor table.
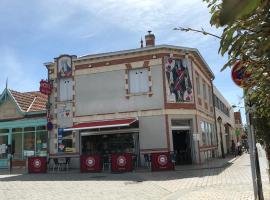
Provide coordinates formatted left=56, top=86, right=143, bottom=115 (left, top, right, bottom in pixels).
left=151, top=152, right=175, bottom=171
left=111, top=153, right=133, bottom=172
left=80, top=154, right=102, bottom=172
left=28, top=157, right=47, bottom=173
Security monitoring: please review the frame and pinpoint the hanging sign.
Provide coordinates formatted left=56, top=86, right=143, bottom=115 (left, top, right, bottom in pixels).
left=39, top=80, right=52, bottom=95
left=231, top=61, right=254, bottom=88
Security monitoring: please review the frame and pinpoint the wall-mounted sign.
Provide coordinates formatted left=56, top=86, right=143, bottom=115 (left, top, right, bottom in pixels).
left=57, top=55, right=72, bottom=78
left=164, top=57, right=193, bottom=103
left=58, top=128, right=64, bottom=152
left=231, top=61, right=254, bottom=88
left=39, top=80, right=52, bottom=95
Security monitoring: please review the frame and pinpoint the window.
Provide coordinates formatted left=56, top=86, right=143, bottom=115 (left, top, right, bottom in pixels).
left=129, top=68, right=149, bottom=93
left=208, top=87, right=213, bottom=105
left=196, top=77, right=200, bottom=95
left=203, top=83, right=207, bottom=100
left=201, top=121, right=206, bottom=145
left=58, top=131, right=75, bottom=153
left=59, top=78, right=73, bottom=101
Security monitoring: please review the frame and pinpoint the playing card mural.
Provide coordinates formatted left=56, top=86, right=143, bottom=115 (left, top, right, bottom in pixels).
left=164, top=57, right=193, bottom=102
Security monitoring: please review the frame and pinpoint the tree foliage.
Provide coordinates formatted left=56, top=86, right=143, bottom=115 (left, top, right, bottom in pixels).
left=203, top=0, right=270, bottom=118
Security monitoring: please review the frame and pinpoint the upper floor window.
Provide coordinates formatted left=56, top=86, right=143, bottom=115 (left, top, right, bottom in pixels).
left=208, top=86, right=213, bottom=105
left=203, top=82, right=207, bottom=100
left=59, top=78, right=73, bottom=101
left=129, top=68, right=149, bottom=94
left=196, top=76, right=201, bottom=95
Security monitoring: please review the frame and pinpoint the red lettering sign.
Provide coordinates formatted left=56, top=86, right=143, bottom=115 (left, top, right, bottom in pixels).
left=39, top=80, right=52, bottom=95
left=28, top=157, right=47, bottom=173
left=80, top=155, right=102, bottom=172
left=151, top=152, right=175, bottom=171
left=111, top=153, right=133, bottom=172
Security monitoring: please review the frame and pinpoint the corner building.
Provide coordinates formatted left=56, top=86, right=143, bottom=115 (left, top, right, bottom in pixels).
left=45, top=33, right=217, bottom=168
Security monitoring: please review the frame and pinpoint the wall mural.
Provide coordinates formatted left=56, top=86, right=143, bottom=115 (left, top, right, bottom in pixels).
left=165, top=57, right=193, bottom=102
left=57, top=55, right=72, bottom=78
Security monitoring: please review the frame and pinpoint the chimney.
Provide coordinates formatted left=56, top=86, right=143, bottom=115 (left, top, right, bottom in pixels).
left=145, top=31, right=155, bottom=47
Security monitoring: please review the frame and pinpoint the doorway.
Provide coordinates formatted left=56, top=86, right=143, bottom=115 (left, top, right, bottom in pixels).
left=172, top=130, right=192, bottom=165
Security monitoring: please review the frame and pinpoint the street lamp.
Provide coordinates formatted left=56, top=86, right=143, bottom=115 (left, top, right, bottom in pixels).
left=217, top=116, right=225, bottom=158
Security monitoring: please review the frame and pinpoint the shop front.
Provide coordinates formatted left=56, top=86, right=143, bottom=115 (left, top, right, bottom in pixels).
left=0, top=118, right=48, bottom=168
left=63, top=118, right=139, bottom=172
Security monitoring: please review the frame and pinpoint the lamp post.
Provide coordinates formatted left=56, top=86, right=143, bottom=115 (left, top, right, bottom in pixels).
left=217, top=116, right=225, bottom=158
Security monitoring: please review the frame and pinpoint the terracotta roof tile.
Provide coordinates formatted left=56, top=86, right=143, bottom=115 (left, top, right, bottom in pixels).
left=9, top=90, right=47, bottom=113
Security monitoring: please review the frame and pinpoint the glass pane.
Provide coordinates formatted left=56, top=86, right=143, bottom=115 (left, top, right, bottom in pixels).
left=36, top=131, right=48, bottom=156
left=12, top=133, right=23, bottom=159
left=24, top=132, right=35, bottom=157
left=59, top=131, right=75, bottom=153
left=0, top=135, right=8, bottom=159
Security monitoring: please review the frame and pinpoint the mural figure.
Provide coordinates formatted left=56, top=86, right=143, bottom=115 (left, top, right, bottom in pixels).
left=58, top=56, right=72, bottom=77
left=165, top=57, right=193, bottom=102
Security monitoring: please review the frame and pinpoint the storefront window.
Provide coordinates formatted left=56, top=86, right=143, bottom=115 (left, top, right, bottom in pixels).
left=36, top=131, right=48, bottom=156
left=12, top=133, right=23, bottom=159
left=24, top=132, right=35, bottom=157
left=58, top=131, right=75, bottom=153
left=0, top=135, right=8, bottom=159
left=201, top=122, right=206, bottom=145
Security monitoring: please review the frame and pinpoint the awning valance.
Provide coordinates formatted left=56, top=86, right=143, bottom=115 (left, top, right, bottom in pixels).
left=64, top=118, right=138, bottom=132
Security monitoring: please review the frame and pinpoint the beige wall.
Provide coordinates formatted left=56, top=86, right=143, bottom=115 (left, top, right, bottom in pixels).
left=0, top=99, right=23, bottom=120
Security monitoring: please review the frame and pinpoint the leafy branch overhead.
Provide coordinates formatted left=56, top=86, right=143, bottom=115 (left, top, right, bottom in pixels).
left=175, top=0, right=270, bottom=118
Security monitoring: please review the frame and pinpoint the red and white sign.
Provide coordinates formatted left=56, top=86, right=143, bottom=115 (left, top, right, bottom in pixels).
left=80, top=155, right=102, bottom=173
left=86, top=157, right=95, bottom=168
left=111, top=153, right=132, bottom=172
left=158, top=155, right=168, bottom=166
left=28, top=157, right=47, bottom=173
left=117, top=156, right=127, bottom=167
left=39, top=80, right=52, bottom=95
left=151, top=152, right=174, bottom=171
left=231, top=61, right=254, bottom=88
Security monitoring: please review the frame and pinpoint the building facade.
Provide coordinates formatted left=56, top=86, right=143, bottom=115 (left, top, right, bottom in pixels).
left=213, top=86, right=236, bottom=156
left=45, top=33, right=218, bottom=167
left=0, top=88, right=47, bottom=168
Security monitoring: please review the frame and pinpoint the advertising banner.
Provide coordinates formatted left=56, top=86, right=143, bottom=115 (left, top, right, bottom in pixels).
left=28, top=157, right=47, bottom=173
left=80, top=155, right=102, bottom=173
left=151, top=152, right=175, bottom=171
left=111, top=153, right=133, bottom=172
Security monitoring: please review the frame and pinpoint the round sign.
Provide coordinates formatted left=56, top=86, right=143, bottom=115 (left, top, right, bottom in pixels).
left=158, top=155, right=168, bottom=166
left=47, top=121, right=53, bottom=131
left=117, top=156, right=127, bottom=167
left=33, top=159, right=41, bottom=168
left=231, top=61, right=254, bottom=88
left=86, top=157, right=95, bottom=167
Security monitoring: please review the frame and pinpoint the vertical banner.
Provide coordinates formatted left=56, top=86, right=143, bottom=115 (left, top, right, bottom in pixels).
left=28, top=157, right=47, bottom=173
left=111, top=153, right=133, bottom=172
left=151, top=152, right=175, bottom=171
left=164, top=57, right=193, bottom=103
left=80, top=155, right=102, bottom=173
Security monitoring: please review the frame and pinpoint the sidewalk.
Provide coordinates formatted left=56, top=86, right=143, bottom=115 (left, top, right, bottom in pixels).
left=174, top=155, right=239, bottom=171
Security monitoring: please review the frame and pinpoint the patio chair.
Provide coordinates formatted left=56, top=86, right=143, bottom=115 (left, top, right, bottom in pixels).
left=143, top=153, right=151, bottom=169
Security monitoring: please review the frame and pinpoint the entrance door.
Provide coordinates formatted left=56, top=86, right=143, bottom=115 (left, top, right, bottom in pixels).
left=172, top=130, right=192, bottom=165
left=0, top=134, right=8, bottom=168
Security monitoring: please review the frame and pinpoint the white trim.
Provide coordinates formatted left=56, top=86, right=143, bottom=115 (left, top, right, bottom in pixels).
left=171, top=126, right=191, bottom=130
left=80, top=129, right=139, bottom=136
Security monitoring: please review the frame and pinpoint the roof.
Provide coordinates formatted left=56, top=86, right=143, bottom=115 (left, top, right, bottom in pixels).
left=45, top=44, right=215, bottom=79
left=8, top=89, right=47, bottom=113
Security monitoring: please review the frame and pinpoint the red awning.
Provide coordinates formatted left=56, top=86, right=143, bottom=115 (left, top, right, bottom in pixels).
left=64, top=118, right=138, bottom=131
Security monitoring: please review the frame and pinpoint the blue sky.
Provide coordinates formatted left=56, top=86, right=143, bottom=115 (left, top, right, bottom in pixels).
left=0, top=0, right=245, bottom=121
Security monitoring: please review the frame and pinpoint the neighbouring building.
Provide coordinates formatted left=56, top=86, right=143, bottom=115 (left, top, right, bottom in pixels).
left=213, top=86, right=236, bottom=156
left=45, top=32, right=219, bottom=168
left=0, top=88, right=48, bottom=168
left=234, top=111, right=245, bottom=142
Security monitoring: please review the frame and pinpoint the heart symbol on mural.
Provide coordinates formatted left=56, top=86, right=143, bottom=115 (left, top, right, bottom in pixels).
left=65, top=112, right=69, bottom=117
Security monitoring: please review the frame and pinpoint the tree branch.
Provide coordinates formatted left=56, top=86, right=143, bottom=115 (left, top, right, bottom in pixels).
left=173, top=27, right=222, bottom=39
